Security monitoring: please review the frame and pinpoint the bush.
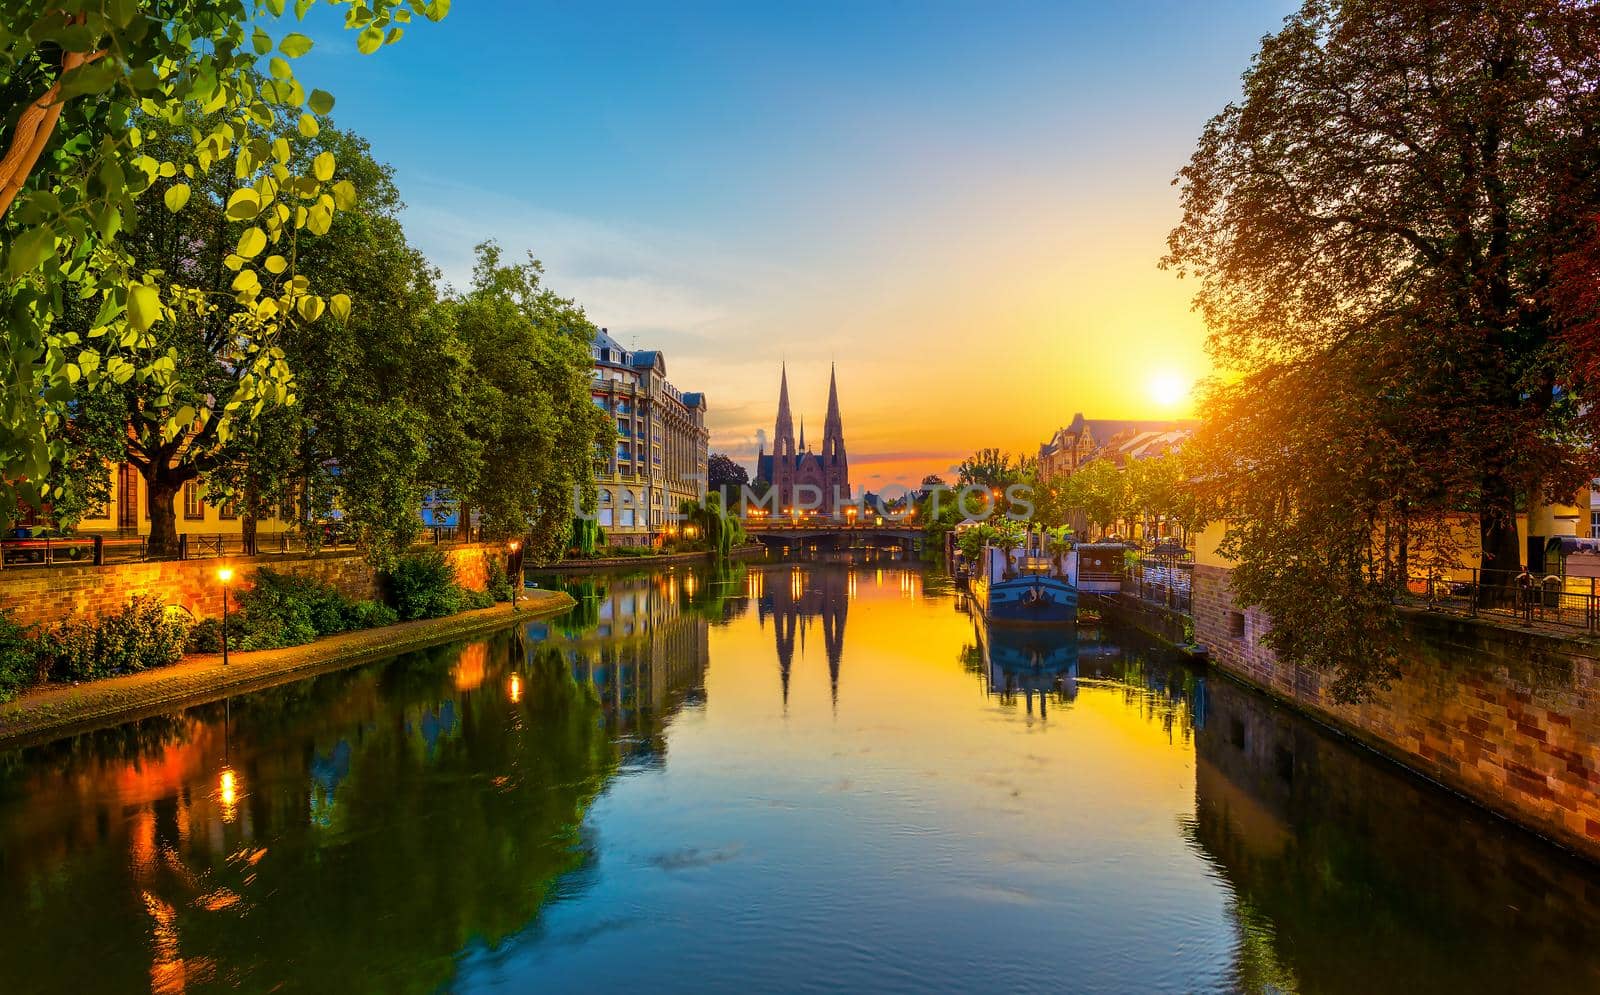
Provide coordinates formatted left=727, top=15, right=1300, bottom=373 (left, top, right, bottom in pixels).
left=41, top=596, right=188, bottom=682
left=185, top=578, right=398, bottom=655
left=460, top=587, right=495, bottom=611
left=387, top=549, right=463, bottom=620
left=226, top=569, right=405, bottom=651
left=0, top=610, right=42, bottom=702
left=344, top=599, right=399, bottom=629
left=184, top=615, right=247, bottom=654
left=484, top=554, right=513, bottom=602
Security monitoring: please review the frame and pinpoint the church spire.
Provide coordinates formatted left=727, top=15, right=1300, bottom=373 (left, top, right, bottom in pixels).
left=799, top=417, right=806, bottom=453
left=824, top=364, right=842, bottom=434
left=774, top=363, right=795, bottom=457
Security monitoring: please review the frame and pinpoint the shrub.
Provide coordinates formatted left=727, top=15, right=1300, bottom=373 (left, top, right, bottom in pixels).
left=184, top=615, right=247, bottom=654
left=460, top=587, right=495, bottom=611
left=41, top=596, right=188, bottom=682
left=387, top=549, right=462, bottom=620
left=0, top=610, right=42, bottom=702
left=484, top=554, right=513, bottom=602
left=233, top=568, right=354, bottom=649
left=344, top=599, right=399, bottom=629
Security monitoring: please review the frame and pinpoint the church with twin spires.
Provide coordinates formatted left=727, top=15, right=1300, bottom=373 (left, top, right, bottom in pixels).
left=755, top=364, right=852, bottom=516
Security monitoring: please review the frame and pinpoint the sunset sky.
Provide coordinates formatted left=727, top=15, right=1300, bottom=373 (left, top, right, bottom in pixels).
left=296, top=0, right=1290, bottom=489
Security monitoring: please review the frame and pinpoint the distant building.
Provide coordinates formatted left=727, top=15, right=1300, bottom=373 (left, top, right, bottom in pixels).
left=755, top=364, right=852, bottom=516
left=1037, top=413, right=1196, bottom=481
left=590, top=328, right=709, bottom=546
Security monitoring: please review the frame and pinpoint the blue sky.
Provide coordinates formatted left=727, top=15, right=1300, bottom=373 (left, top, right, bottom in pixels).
left=291, top=0, right=1291, bottom=487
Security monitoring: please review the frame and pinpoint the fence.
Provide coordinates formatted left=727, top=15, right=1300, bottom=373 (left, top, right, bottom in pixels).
left=1404, top=568, right=1600, bottom=632
left=0, top=524, right=482, bottom=570
left=1124, top=559, right=1193, bottom=614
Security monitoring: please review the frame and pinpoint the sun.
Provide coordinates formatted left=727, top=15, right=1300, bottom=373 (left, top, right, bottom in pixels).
left=1147, top=372, right=1189, bottom=408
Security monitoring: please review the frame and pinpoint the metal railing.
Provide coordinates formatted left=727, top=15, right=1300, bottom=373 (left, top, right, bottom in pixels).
left=1124, top=561, right=1193, bottom=613
left=0, top=523, right=483, bottom=569
left=1404, top=568, right=1600, bottom=632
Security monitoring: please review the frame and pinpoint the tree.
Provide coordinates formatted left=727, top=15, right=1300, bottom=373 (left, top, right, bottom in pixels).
left=956, top=448, right=1034, bottom=491
left=0, top=1, right=446, bottom=531
left=443, top=242, right=612, bottom=559
left=1063, top=459, right=1132, bottom=539
left=706, top=452, right=748, bottom=507
left=1164, top=0, right=1600, bottom=698
left=208, top=125, right=467, bottom=566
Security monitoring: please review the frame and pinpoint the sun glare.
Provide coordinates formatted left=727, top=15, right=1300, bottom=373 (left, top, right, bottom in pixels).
left=1148, top=372, right=1189, bottom=408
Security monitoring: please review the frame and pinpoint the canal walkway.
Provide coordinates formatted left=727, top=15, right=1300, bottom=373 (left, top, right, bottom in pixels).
left=0, top=591, right=572, bottom=749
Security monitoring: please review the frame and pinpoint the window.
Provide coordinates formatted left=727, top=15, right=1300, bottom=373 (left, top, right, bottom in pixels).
left=183, top=481, right=205, bottom=520
left=219, top=495, right=239, bottom=520
left=598, top=488, right=612, bottom=504
left=1228, top=610, right=1246, bottom=639
left=1590, top=510, right=1600, bottom=539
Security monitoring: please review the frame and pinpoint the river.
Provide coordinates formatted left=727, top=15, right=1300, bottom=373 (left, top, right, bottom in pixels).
left=1, top=557, right=1598, bottom=993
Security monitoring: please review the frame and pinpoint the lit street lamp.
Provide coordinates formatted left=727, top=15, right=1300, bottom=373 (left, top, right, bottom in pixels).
left=506, top=539, right=523, bottom=611
left=217, top=566, right=234, bottom=667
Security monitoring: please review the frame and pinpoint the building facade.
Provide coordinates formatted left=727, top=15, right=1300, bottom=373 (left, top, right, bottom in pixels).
left=1037, top=413, right=1195, bottom=481
left=590, top=328, right=709, bottom=546
left=14, top=463, right=295, bottom=542
left=755, top=364, right=852, bottom=516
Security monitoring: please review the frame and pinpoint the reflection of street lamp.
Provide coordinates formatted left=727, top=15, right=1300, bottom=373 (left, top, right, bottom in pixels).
left=218, top=767, right=239, bottom=823
left=505, top=539, right=522, bottom=611
left=217, top=567, right=234, bottom=667
left=508, top=673, right=523, bottom=703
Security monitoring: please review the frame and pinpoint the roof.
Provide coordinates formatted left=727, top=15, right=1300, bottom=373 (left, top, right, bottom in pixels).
left=1042, top=413, right=1196, bottom=456
left=755, top=451, right=826, bottom=483
left=591, top=327, right=628, bottom=361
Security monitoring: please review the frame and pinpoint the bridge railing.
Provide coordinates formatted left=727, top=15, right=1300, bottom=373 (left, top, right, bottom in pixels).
left=742, top=520, right=922, bottom=531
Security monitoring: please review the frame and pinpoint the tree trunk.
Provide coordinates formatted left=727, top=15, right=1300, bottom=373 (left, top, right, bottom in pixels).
left=1478, top=472, right=1522, bottom=608
left=242, top=481, right=259, bottom=554
left=145, top=473, right=183, bottom=560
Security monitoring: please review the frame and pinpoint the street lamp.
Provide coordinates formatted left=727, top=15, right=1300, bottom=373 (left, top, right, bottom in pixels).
left=217, top=566, right=234, bottom=667
left=505, top=539, right=523, bottom=611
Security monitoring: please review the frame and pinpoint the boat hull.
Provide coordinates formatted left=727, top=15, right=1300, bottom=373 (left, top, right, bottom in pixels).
left=972, top=575, right=1077, bottom=625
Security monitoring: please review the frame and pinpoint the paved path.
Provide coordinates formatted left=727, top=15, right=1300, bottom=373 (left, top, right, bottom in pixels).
left=0, top=591, right=573, bottom=749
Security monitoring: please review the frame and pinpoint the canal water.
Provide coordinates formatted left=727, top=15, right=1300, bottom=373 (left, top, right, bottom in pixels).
left=2, top=558, right=1599, bottom=993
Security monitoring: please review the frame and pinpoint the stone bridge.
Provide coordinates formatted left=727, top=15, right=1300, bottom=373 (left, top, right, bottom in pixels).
left=743, top=521, right=925, bottom=548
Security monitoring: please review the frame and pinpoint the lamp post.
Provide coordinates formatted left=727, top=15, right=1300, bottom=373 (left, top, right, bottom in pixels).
left=506, top=539, right=522, bottom=611
left=217, top=566, right=234, bottom=667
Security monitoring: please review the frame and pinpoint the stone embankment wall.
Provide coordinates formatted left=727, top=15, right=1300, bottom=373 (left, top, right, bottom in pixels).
left=0, top=544, right=498, bottom=628
left=1193, top=562, right=1600, bottom=861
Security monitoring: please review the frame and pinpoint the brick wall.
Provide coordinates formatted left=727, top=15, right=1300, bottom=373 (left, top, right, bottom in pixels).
left=0, top=544, right=500, bottom=629
left=1193, top=562, right=1600, bottom=860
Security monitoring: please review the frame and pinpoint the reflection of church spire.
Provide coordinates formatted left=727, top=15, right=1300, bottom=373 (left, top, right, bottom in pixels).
left=823, top=597, right=844, bottom=709
left=775, top=607, right=795, bottom=710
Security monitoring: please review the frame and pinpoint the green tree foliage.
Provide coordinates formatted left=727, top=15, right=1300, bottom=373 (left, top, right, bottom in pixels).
left=208, top=125, right=465, bottom=565
left=442, top=242, right=612, bottom=557
left=1058, top=459, right=1132, bottom=538
left=1164, top=0, right=1600, bottom=697
left=0, top=0, right=446, bottom=532
left=955, top=448, right=1035, bottom=492
left=706, top=452, right=748, bottom=505
left=678, top=497, right=747, bottom=559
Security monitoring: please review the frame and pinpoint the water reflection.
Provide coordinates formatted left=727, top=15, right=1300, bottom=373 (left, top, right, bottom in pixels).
left=0, top=559, right=1597, bottom=993
left=1191, top=671, right=1600, bottom=992
left=0, top=625, right=699, bottom=993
